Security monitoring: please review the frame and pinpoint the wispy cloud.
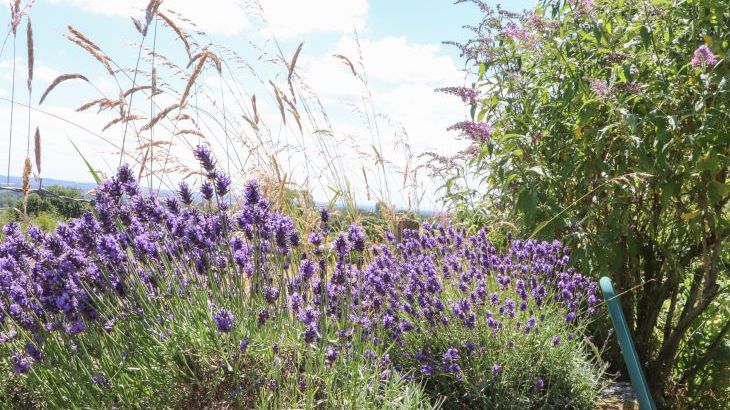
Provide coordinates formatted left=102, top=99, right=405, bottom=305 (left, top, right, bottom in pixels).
left=49, top=0, right=369, bottom=38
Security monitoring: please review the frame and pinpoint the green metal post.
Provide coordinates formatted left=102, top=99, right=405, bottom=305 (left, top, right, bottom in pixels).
left=599, top=277, right=657, bottom=410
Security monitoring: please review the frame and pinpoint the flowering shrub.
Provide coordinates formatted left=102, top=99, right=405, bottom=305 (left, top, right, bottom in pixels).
left=0, top=147, right=601, bottom=407
left=437, top=1, right=729, bottom=405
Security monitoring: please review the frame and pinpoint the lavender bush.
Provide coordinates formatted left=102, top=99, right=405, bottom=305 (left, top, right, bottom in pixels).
left=0, top=147, right=602, bottom=408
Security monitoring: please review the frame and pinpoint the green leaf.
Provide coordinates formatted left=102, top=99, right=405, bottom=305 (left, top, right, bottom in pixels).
left=69, top=139, right=102, bottom=184
left=526, top=166, right=547, bottom=177
left=660, top=182, right=677, bottom=209
left=517, top=188, right=538, bottom=219
left=708, top=181, right=730, bottom=204
left=640, top=26, right=651, bottom=48
left=681, top=210, right=701, bottom=221
left=696, top=153, right=719, bottom=172
left=478, top=63, right=486, bottom=79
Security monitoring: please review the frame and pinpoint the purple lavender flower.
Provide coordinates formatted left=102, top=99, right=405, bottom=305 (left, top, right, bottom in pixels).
left=534, top=378, right=545, bottom=390
left=320, top=207, right=330, bottom=225
left=264, top=286, right=280, bottom=304
left=178, top=181, right=194, bottom=205
left=347, top=223, right=366, bottom=253
left=299, top=259, right=316, bottom=280
left=244, top=180, right=261, bottom=206
left=442, top=348, right=459, bottom=363
left=363, top=349, right=377, bottom=361
left=691, top=45, right=717, bottom=68
left=25, top=343, right=43, bottom=361
left=325, top=346, right=339, bottom=365
left=257, top=309, right=270, bottom=326
left=442, top=347, right=462, bottom=376
left=11, top=352, right=33, bottom=374
left=566, top=311, right=576, bottom=323
left=92, top=372, right=111, bottom=388
left=492, top=363, right=501, bottom=375
left=213, top=308, right=235, bottom=333
left=304, top=325, right=320, bottom=343
left=200, top=181, right=214, bottom=201
left=308, top=232, right=323, bottom=247
left=288, top=292, right=303, bottom=313
left=214, top=172, right=231, bottom=196
left=193, top=144, right=216, bottom=174
left=332, top=234, right=351, bottom=258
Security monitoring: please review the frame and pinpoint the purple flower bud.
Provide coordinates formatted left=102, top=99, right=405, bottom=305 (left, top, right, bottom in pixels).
left=200, top=181, right=214, bottom=201
left=193, top=145, right=216, bottom=174
left=179, top=181, right=193, bottom=205
left=319, top=208, right=330, bottom=225
left=214, top=172, right=231, bottom=196
left=244, top=180, right=261, bottom=206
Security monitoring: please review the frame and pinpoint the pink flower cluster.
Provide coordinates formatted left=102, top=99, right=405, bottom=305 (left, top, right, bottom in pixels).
left=691, top=45, right=717, bottom=68
left=436, top=87, right=480, bottom=105
left=447, top=121, right=492, bottom=143
left=569, top=0, right=597, bottom=17
left=500, top=22, right=538, bottom=46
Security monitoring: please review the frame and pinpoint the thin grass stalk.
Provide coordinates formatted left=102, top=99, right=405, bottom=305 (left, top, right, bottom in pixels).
left=26, top=17, right=33, bottom=157
left=6, top=33, right=16, bottom=185
left=21, top=156, right=31, bottom=215
left=120, top=22, right=150, bottom=167
left=148, top=17, right=158, bottom=189
left=33, top=126, right=40, bottom=189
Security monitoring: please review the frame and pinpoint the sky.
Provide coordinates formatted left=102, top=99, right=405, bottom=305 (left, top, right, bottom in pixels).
left=0, top=0, right=534, bottom=209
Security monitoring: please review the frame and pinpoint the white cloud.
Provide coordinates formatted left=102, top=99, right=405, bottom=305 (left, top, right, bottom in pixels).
left=50, top=0, right=368, bottom=38
left=50, top=0, right=251, bottom=36
left=0, top=102, right=115, bottom=182
left=298, top=35, right=468, bottom=208
left=257, top=0, right=367, bottom=38
left=303, top=35, right=462, bottom=97
left=352, top=36, right=460, bottom=85
left=377, top=83, right=467, bottom=154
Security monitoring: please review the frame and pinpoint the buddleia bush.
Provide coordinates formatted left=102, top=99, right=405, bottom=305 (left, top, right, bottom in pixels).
left=436, top=0, right=729, bottom=406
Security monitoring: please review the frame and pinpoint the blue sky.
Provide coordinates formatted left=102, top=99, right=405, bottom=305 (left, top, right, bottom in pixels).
left=0, top=0, right=534, bottom=209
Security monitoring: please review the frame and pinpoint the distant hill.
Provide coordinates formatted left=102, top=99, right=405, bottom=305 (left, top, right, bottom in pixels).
left=0, top=176, right=436, bottom=215
left=0, top=176, right=99, bottom=193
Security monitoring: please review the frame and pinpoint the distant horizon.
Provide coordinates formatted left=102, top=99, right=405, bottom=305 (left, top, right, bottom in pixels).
left=0, top=174, right=438, bottom=214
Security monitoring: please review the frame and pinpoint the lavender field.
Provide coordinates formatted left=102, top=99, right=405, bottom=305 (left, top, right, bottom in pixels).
left=0, top=0, right=728, bottom=408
